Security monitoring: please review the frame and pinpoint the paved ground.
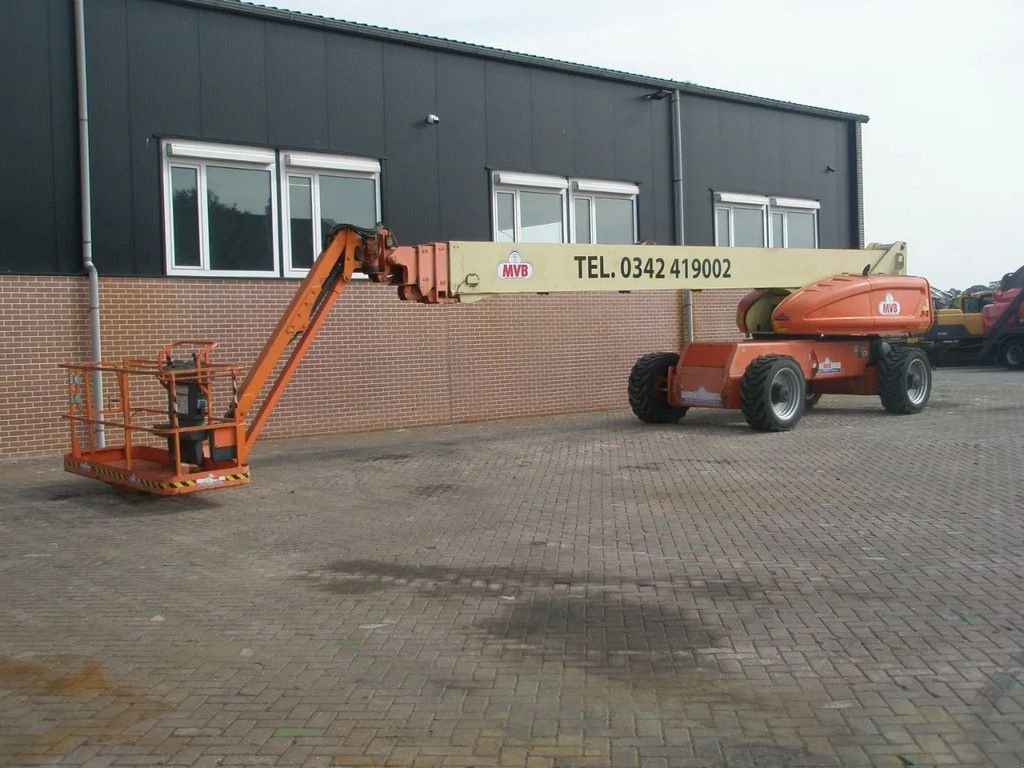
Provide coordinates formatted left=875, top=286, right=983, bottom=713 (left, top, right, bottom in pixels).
left=1, top=367, right=1023, bottom=768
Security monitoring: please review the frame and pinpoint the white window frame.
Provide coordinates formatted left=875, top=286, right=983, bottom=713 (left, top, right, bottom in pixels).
left=280, top=151, right=382, bottom=278
left=491, top=171, right=569, bottom=243
left=490, top=172, right=641, bottom=244
left=569, top=179, right=639, bottom=244
left=769, top=196, right=820, bottom=248
left=162, top=140, right=280, bottom=277
left=713, top=192, right=769, bottom=247
left=714, top=191, right=820, bottom=249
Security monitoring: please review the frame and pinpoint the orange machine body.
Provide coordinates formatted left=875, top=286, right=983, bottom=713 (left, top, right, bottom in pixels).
left=667, top=274, right=932, bottom=413
left=771, top=275, right=932, bottom=336
left=668, top=338, right=878, bottom=411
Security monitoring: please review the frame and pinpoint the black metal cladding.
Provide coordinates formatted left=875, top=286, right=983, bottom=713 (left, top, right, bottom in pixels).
left=679, top=94, right=855, bottom=249
left=0, top=0, right=80, bottom=274
left=0, top=0, right=863, bottom=277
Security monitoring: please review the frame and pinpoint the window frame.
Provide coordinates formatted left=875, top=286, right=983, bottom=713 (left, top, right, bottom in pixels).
left=713, top=192, right=769, bottom=247
left=490, top=172, right=640, bottom=245
left=280, top=151, right=382, bottom=278
left=162, top=140, right=280, bottom=278
left=714, top=191, right=821, bottom=249
left=490, top=171, right=569, bottom=243
left=568, top=178, right=639, bottom=245
left=769, top=196, right=820, bottom=248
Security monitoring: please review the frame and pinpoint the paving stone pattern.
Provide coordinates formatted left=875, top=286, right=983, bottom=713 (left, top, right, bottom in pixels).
left=1, top=367, right=1022, bottom=767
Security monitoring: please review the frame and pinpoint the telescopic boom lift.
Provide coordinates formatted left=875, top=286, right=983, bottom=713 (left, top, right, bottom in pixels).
left=62, top=225, right=930, bottom=495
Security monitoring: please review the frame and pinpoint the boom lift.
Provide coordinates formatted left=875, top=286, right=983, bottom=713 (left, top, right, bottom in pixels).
left=62, top=226, right=929, bottom=495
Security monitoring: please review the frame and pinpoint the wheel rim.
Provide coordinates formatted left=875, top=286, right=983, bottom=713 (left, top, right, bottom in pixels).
left=769, top=367, right=802, bottom=422
left=905, top=358, right=929, bottom=405
left=1007, top=344, right=1024, bottom=367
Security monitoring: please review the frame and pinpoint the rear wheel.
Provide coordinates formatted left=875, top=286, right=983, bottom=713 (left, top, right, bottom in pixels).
left=805, top=392, right=823, bottom=410
left=878, top=347, right=931, bottom=414
left=998, top=336, right=1024, bottom=370
left=740, top=355, right=806, bottom=431
left=628, top=352, right=688, bottom=424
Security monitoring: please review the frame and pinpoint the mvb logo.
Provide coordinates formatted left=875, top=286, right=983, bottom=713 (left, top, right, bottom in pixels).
left=497, top=250, right=533, bottom=279
left=878, top=292, right=902, bottom=316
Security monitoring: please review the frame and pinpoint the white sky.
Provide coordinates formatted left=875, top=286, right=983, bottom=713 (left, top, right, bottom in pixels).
left=267, top=0, right=1022, bottom=290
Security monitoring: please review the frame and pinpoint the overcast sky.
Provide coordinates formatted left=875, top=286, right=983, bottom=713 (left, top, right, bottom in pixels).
left=269, top=0, right=1021, bottom=289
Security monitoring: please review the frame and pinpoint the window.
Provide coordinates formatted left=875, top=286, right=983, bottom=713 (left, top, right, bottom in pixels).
left=281, top=152, right=381, bottom=276
left=713, top=192, right=768, bottom=247
left=714, top=192, right=819, bottom=249
left=769, top=197, right=820, bottom=248
left=162, top=141, right=381, bottom=278
left=569, top=179, right=639, bottom=244
left=491, top=172, right=639, bottom=244
left=491, top=172, right=568, bottom=243
left=162, top=141, right=279, bottom=277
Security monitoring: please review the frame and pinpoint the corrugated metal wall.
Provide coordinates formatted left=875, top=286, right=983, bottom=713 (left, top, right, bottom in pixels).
left=0, top=0, right=80, bottom=274
left=679, top=94, right=855, bottom=248
left=0, top=0, right=861, bottom=277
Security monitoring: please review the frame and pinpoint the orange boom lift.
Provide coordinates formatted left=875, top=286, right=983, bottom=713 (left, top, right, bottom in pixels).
left=63, top=226, right=931, bottom=495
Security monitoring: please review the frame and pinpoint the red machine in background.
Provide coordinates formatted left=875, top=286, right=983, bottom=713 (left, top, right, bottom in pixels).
left=979, top=266, right=1024, bottom=369
left=63, top=226, right=932, bottom=494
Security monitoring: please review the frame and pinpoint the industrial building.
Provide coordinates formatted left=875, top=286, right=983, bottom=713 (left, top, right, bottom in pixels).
left=0, top=0, right=868, bottom=458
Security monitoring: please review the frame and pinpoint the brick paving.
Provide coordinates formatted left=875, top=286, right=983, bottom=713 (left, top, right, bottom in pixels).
left=1, top=366, right=1022, bottom=768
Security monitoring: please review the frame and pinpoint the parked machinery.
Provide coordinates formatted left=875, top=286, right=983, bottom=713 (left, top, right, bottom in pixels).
left=63, top=226, right=927, bottom=494
left=979, top=266, right=1024, bottom=370
left=916, top=265, right=1024, bottom=367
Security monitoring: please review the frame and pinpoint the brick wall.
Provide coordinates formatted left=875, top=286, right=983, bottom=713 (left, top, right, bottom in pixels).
left=1, top=275, right=695, bottom=458
left=691, top=289, right=745, bottom=342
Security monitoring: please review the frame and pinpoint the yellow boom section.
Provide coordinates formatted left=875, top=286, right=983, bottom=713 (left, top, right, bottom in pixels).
left=445, top=241, right=907, bottom=302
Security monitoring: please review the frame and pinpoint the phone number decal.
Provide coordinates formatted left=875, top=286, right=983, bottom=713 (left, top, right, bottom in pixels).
left=574, top=255, right=732, bottom=281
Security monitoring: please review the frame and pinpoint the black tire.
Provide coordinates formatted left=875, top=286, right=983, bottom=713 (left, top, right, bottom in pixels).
left=877, top=347, right=932, bottom=414
left=628, top=352, right=687, bottom=424
left=740, top=355, right=806, bottom=431
left=998, top=336, right=1024, bottom=370
left=805, top=392, right=823, bottom=410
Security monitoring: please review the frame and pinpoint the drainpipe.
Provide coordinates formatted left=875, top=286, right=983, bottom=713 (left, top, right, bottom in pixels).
left=74, top=0, right=104, bottom=447
left=670, top=90, right=694, bottom=342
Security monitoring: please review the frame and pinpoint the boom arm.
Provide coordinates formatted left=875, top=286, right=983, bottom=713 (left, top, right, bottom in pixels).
left=382, top=239, right=906, bottom=304
left=233, top=226, right=908, bottom=461
left=232, top=225, right=393, bottom=460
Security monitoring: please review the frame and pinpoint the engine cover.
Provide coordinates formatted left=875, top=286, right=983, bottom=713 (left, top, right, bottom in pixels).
left=771, top=274, right=933, bottom=336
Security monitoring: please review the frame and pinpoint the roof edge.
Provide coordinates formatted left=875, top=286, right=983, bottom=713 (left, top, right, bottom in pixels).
left=170, top=0, right=870, bottom=123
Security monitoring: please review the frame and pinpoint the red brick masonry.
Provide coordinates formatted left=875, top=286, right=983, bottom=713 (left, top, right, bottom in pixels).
left=1, top=275, right=742, bottom=458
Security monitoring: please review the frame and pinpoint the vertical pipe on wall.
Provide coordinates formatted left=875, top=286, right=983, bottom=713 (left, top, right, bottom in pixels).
left=670, top=90, right=694, bottom=342
left=74, top=0, right=104, bottom=447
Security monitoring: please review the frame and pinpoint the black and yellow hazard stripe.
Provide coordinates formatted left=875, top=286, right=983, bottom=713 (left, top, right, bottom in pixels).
left=64, top=456, right=249, bottom=492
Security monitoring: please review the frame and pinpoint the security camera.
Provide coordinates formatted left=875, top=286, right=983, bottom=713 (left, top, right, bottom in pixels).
left=425, top=114, right=440, bottom=125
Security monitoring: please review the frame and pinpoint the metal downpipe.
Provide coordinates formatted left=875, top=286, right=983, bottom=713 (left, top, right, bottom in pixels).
left=670, top=90, right=694, bottom=342
left=74, top=0, right=103, bottom=447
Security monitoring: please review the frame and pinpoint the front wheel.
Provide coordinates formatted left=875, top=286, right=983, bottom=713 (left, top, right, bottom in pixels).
left=628, top=352, right=688, bottom=424
left=805, top=392, right=823, bottom=410
left=740, top=355, right=806, bottom=431
left=998, top=337, right=1024, bottom=370
left=878, top=347, right=931, bottom=414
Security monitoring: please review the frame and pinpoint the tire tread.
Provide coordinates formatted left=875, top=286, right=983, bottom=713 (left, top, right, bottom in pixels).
left=628, top=352, right=686, bottom=424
